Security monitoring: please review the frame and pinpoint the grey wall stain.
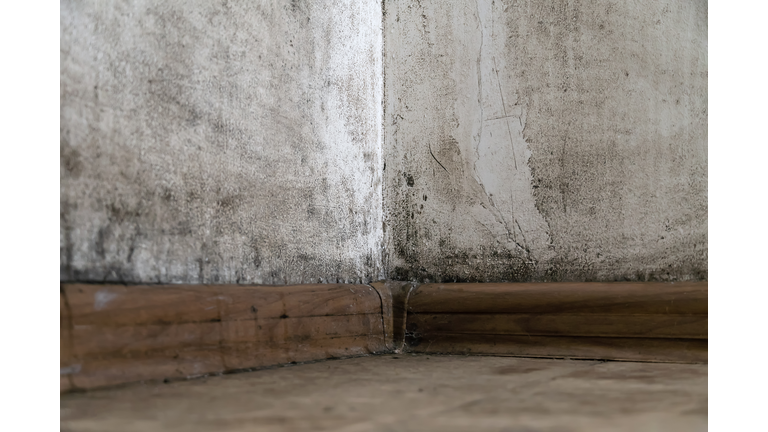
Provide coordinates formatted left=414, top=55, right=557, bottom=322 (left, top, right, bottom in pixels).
left=61, top=0, right=707, bottom=284
left=60, top=0, right=383, bottom=284
left=383, top=0, right=707, bottom=282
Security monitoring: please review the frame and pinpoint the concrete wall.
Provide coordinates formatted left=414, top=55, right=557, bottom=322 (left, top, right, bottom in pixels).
left=61, top=0, right=707, bottom=285
left=383, top=0, right=707, bottom=282
left=60, top=0, right=383, bottom=284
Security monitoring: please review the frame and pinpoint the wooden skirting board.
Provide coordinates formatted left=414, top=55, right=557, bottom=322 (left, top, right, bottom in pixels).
left=61, top=281, right=706, bottom=392
left=60, top=283, right=389, bottom=393
left=399, top=282, right=707, bottom=363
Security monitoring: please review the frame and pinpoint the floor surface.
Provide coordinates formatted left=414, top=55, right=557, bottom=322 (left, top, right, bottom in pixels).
left=61, top=354, right=707, bottom=432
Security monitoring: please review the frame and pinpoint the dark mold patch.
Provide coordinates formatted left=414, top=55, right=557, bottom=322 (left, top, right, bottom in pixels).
left=383, top=1, right=705, bottom=282
left=60, top=140, right=83, bottom=179
left=405, top=173, right=415, bottom=187
left=390, top=246, right=534, bottom=283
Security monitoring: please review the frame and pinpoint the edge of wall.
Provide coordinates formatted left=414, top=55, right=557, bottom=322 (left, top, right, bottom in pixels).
left=60, top=281, right=707, bottom=393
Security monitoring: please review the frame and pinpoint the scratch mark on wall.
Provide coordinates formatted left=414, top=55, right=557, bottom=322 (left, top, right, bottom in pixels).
left=515, top=218, right=530, bottom=253
left=475, top=0, right=485, bottom=162
left=428, top=142, right=449, bottom=173
left=472, top=0, right=526, bottom=256
left=492, top=56, right=518, bottom=171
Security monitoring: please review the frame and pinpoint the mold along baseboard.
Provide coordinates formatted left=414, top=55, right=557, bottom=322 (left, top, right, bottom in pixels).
left=61, top=281, right=707, bottom=392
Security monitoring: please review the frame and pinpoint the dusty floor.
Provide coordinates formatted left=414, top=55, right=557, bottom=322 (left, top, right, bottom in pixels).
left=61, top=355, right=707, bottom=432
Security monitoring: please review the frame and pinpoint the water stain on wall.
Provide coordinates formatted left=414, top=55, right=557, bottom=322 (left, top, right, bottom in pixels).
left=383, top=0, right=707, bottom=282
left=61, top=0, right=384, bottom=284
left=61, top=0, right=707, bottom=284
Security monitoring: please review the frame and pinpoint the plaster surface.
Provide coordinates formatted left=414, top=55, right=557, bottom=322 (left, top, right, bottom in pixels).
left=383, top=0, right=707, bottom=282
left=61, top=0, right=708, bottom=284
left=61, top=0, right=384, bottom=284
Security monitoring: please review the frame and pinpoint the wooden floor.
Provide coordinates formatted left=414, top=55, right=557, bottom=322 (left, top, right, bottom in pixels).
left=61, top=354, right=706, bottom=431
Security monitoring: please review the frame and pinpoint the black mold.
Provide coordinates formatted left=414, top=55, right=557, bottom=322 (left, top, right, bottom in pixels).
left=405, top=173, right=415, bottom=187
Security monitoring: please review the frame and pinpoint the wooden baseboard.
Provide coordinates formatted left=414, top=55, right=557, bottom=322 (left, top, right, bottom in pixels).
left=60, top=281, right=707, bottom=393
left=370, top=281, right=415, bottom=352
left=60, top=283, right=387, bottom=392
left=400, top=282, right=707, bottom=363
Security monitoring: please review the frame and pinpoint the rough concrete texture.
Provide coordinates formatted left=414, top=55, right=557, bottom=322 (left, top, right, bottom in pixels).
left=383, top=0, right=707, bottom=282
left=61, top=0, right=384, bottom=284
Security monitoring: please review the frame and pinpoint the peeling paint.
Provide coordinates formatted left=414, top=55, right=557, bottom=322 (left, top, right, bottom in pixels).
left=473, top=0, right=553, bottom=264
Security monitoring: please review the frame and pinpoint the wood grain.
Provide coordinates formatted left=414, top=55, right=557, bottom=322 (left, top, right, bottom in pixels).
left=61, top=283, right=386, bottom=391
left=368, top=281, right=395, bottom=350
left=407, top=313, right=706, bottom=339
left=60, top=290, right=76, bottom=392
left=61, top=355, right=708, bottom=432
left=370, top=280, right=414, bottom=352
left=60, top=281, right=708, bottom=392
left=404, top=282, right=707, bottom=362
left=407, top=282, right=706, bottom=315
left=406, top=334, right=707, bottom=363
